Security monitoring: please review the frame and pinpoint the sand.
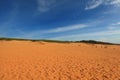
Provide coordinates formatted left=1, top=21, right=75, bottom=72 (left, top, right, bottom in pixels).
left=0, top=41, right=120, bottom=80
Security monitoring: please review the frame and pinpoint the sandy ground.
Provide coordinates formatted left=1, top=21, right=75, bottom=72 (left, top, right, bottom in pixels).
left=0, top=41, right=120, bottom=80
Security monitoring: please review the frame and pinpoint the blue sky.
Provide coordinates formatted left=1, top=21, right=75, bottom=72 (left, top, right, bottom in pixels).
left=0, top=0, right=120, bottom=43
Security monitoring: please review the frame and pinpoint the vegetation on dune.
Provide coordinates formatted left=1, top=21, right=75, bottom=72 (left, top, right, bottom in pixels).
left=0, top=37, right=30, bottom=41
left=0, top=37, right=70, bottom=43
left=0, top=37, right=119, bottom=45
left=77, top=40, right=117, bottom=45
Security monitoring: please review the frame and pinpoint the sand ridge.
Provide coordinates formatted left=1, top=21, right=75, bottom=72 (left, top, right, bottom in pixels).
left=0, top=41, right=120, bottom=80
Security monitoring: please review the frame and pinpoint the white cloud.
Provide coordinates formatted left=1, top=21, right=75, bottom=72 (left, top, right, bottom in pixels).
left=108, top=22, right=120, bottom=30
left=51, top=29, right=120, bottom=41
left=41, top=24, right=87, bottom=33
left=117, top=22, right=120, bottom=25
left=111, top=22, right=120, bottom=25
left=38, top=0, right=56, bottom=12
left=37, top=0, right=68, bottom=13
left=105, top=0, right=120, bottom=6
left=21, top=24, right=87, bottom=38
left=85, top=0, right=120, bottom=10
left=85, top=0, right=103, bottom=10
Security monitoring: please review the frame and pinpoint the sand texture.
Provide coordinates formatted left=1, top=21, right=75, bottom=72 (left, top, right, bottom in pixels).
left=0, top=41, right=120, bottom=80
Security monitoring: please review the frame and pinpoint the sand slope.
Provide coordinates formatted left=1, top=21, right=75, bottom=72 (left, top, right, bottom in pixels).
left=0, top=41, right=120, bottom=80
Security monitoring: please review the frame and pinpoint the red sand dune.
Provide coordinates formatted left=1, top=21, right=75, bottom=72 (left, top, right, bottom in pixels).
left=0, top=41, right=120, bottom=80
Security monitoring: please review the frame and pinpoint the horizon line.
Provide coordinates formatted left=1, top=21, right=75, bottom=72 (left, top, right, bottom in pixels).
left=0, top=37, right=120, bottom=45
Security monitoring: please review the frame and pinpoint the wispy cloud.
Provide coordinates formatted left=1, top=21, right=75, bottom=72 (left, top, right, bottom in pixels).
left=21, top=24, right=87, bottom=38
left=19, top=20, right=103, bottom=39
left=37, top=0, right=69, bottom=13
left=108, top=21, right=120, bottom=30
left=85, top=0, right=103, bottom=10
left=50, top=29, right=120, bottom=41
left=105, top=0, right=120, bottom=6
left=111, top=22, right=120, bottom=25
left=41, top=24, right=87, bottom=33
left=37, top=0, right=57, bottom=12
left=85, top=0, right=120, bottom=10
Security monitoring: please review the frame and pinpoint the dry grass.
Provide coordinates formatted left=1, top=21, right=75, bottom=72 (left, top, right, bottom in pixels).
left=0, top=41, right=120, bottom=80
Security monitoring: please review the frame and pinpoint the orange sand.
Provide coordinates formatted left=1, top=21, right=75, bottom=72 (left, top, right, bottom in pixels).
left=0, top=41, right=120, bottom=80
